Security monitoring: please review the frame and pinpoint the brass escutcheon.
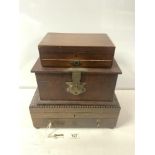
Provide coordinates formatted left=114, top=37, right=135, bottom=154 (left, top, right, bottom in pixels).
left=70, top=60, right=81, bottom=66
left=66, top=71, right=86, bottom=95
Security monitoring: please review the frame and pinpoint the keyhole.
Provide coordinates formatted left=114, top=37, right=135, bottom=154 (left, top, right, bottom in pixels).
left=73, top=60, right=80, bottom=66
left=74, top=114, right=75, bottom=118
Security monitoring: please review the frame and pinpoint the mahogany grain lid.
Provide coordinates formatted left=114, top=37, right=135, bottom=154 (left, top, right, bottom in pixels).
left=38, top=33, right=115, bottom=68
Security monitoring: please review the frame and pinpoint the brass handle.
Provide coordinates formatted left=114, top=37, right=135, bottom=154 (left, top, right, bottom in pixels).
left=96, top=119, right=100, bottom=128
left=66, top=71, right=86, bottom=95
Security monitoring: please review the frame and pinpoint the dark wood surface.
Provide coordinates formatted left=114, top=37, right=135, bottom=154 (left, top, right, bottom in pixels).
left=39, top=33, right=115, bottom=47
left=41, top=58, right=113, bottom=68
left=34, top=88, right=120, bottom=106
left=32, top=59, right=121, bottom=101
left=29, top=33, right=122, bottom=128
left=29, top=89, right=121, bottom=128
left=36, top=73, right=118, bottom=101
left=31, top=58, right=122, bottom=74
left=38, top=33, right=115, bottom=68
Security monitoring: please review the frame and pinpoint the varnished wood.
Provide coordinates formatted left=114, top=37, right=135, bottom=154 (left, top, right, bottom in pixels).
left=29, top=89, right=121, bottom=128
left=32, top=59, right=121, bottom=101
left=35, top=88, right=120, bottom=106
left=31, top=58, right=122, bottom=74
left=38, top=33, right=115, bottom=68
left=29, top=33, right=122, bottom=128
left=41, top=59, right=113, bottom=68
left=39, top=33, right=115, bottom=47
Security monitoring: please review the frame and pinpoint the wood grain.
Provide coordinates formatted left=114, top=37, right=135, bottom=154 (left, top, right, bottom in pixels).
left=38, top=33, right=115, bottom=68
left=32, top=59, right=121, bottom=101
left=29, top=89, right=121, bottom=128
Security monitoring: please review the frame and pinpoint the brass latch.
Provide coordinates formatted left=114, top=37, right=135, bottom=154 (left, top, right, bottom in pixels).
left=66, top=71, right=86, bottom=95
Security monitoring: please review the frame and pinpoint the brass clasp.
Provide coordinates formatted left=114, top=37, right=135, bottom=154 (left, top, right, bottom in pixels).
left=66, top=71, right=86, bottom=95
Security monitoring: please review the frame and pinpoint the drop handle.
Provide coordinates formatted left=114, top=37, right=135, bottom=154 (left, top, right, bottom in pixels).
left=96, top=119, right=100, bottom=128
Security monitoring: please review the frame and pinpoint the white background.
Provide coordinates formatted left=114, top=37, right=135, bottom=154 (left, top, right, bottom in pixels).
left=18, top=2, right=135, bottom=154
left=3, top=0, right=155, bottom=155
left=19, top=0, right=134, bottom=89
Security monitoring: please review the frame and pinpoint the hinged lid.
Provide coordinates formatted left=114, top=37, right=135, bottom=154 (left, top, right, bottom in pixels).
left=38, top=33, right=115, bottom=68
left=39, top=33, right=115, bottom=47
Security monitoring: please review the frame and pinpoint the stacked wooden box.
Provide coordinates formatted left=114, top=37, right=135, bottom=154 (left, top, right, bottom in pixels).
left=29, top=33, right=122, bottom=128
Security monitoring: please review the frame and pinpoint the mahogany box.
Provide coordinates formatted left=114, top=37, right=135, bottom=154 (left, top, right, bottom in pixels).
left=38, top=33, right=115, bottom=68
left=29, top=89, right=121, bottom=128
left=29, top=32, right=122, bottom=128
left=31, top=59, right=121, bottom=102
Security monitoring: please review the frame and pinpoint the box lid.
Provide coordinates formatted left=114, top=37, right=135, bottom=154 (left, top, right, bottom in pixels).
left=39, top=33, right=115, bottom=47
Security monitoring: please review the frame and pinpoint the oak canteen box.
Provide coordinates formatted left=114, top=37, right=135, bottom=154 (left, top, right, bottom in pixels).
left=30, top=89, right=121, bottom=128
left=38, top=33, right=115, bottom=68
left=31, top=59, right=122, bottom=102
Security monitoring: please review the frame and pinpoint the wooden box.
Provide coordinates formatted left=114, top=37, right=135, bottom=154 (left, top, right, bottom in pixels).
left=31, top=59, right=122, bottom=102
left=29, top=89, right=121, bottom=128
left=38, top=33, right=115, bottom=68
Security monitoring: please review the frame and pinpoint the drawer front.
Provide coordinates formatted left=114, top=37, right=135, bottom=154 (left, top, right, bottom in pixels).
left=31, top=118, right=118, bottom=128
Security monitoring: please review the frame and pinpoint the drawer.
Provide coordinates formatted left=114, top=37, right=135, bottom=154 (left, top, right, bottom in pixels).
left=29, top=90, right=121, bottom=128
left=31, top=118, right=118, bottom=128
